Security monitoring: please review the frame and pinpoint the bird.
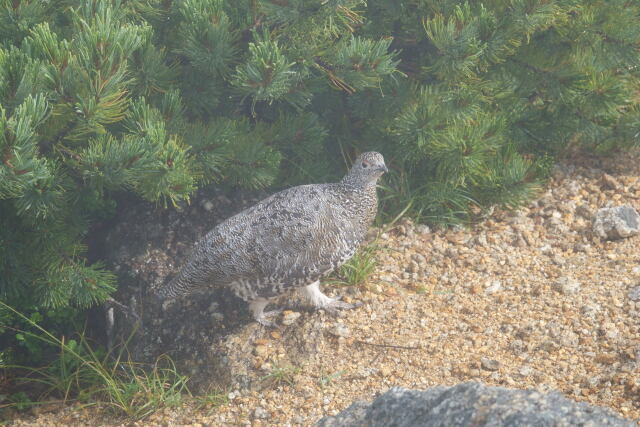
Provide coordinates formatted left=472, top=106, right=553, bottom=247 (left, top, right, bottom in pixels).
left=156, top=151, right=388, bottom=326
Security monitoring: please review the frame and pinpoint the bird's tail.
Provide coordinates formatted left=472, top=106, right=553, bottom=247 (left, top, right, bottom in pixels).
left=155, top=276, right=184, bottom=299
left=154, top=259, right=205, bottom=299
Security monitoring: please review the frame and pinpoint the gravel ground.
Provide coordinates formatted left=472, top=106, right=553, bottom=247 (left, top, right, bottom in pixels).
left=9, top=151, right=640, bottom=426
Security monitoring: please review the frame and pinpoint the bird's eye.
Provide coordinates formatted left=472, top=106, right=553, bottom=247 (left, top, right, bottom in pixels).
left=362, top=162, right=368, bottom=168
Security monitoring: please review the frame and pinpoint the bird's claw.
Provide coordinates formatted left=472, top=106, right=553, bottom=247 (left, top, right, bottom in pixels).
left=321, top=296, right=363, bottom=316
left=256, top=309, right=283, bottom=328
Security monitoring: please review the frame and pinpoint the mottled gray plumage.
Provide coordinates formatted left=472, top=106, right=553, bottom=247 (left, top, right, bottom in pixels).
left=156, top=152, right=387, bottom=325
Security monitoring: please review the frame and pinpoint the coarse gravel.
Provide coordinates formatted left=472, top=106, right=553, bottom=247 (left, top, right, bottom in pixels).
left=9, top=151, right=640, bottom=426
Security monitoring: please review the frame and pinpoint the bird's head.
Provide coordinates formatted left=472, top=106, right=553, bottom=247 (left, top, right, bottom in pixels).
left=342, top=151, right=388, bottom=187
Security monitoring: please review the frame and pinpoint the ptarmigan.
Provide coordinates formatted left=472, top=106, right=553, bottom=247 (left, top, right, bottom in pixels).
left=156, top=152, right=387, bottom=326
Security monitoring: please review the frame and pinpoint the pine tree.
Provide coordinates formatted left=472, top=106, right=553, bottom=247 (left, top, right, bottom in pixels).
left=1, top=0, right=639, bottom=360
left=0, top=0, right=400, bottom=357
left=357, top=0, right=640, bottom=220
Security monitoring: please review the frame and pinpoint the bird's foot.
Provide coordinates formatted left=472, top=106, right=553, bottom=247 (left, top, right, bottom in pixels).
left=318, top=296, right=363, bottom=316
left=301, top=281, right=362, bottom=316
left=255, top=309, right=283, bottom=328
left=249, top=298, right=282, bottom=327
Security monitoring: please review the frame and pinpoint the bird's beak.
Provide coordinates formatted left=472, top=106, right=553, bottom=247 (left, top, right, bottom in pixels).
left=379, top=165, right=389, bottom=173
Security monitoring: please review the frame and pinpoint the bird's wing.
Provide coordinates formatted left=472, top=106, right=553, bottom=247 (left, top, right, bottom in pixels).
left=197, top=184, right=361, bottom=289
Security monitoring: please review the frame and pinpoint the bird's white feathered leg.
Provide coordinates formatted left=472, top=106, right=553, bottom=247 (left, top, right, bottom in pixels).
left=249, top=297, right=282, bottom=327
left=300, top=281, right=361, bottom=314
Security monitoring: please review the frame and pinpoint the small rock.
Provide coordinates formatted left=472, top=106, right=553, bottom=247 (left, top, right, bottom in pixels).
left=281, top=310, right=301, bottom=326
left=574, top=243, right=591, bottom=253
left=554, top=277, right=581, bottom=295
left=253, top=406, right=269, bottom=419
left=593, top=205, right=640, bottom=240
left=545, top=217, right=567, bottom=232
left=329, top=323, right=351, bottom=338
left=601, top=173, right=621, bottom=190
left=557, top=201, right=576, bottom=214
left=355, top=367, right=377, bottom=379
left=519, top=366, right=533, bottom=377
left=254, top=345, right=268, bottom=357
left=416, top=224, right=431, bottom=235
left=475, top=234, right=488, bottom=247
left=559, top=330, right=579, bottom=348
left=600, top=323, right=619, bottom=341
left=509, top=339, right=526, bottom=353
left=539, top=244, right=553, bottom=254
left=379, top=366, right=392, bottom=377
left=480, top=357, right=500, bottom=371
left=551, top=165, right=568, bottom=180
left=408, top=261, right=420, bottom=274
left=203, top=200, right=215, bottom=211
left=628, top=286, right=640, bottom=301
left=581, top=303, right=601, bottom=319
left=161, top=300, right=175, bottom=311
left=539, top=340, right=559, bottom=353
left=576, top=203, right=594, bottom=219
left=484, top=280, right=502, bottom=295
left=411, top=253, right=427, bottom=265
left=470, top=284, right=483, bottom=295
left=260, top=361, right=272, bottom=371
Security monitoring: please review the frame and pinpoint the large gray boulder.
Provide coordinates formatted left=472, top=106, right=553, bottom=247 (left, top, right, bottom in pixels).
left=317, top=383, right=633, bottom=427
left=593, top=205, right=640, bottom=240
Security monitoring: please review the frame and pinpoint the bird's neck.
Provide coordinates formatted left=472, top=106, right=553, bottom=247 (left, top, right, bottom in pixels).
left=339, top=180, right=379, bottom=229
left=339, top=179, right=378, bottom=196
left=341, top=172, right=378, bottom=189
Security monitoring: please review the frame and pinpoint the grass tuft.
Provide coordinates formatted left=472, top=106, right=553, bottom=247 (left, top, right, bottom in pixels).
left=332, top=244, right=379, bottom=289
left=0, top=300, right=191, bottom=421
left=319, top=370, right=345, bottom=388
left=194, top=390, right=229, bottom=415
left=259, top=364, right=300, bottom=390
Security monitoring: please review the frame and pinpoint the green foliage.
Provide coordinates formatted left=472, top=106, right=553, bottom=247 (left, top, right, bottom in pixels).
left=319, top=369, right=345, bottom=388
left=0, top=301, right=190, bottom=420
left=356, top=0, right=640, bottom=221
left=328, top=36, right=400, bottom=93
left=0, top=0, right=402, bottom=371
left=6, top=391, right=34, bottom=411
left=2, top=0, right=640, bottom=392
left=175, top=0, right=237, bottom=77
left=330, top=243, right=379, bottom=289
left=259, top=363, right=300, bottom=390
left=232, top=30, right=299, bottom=112
left=194, top=390, right=229, bottom=415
